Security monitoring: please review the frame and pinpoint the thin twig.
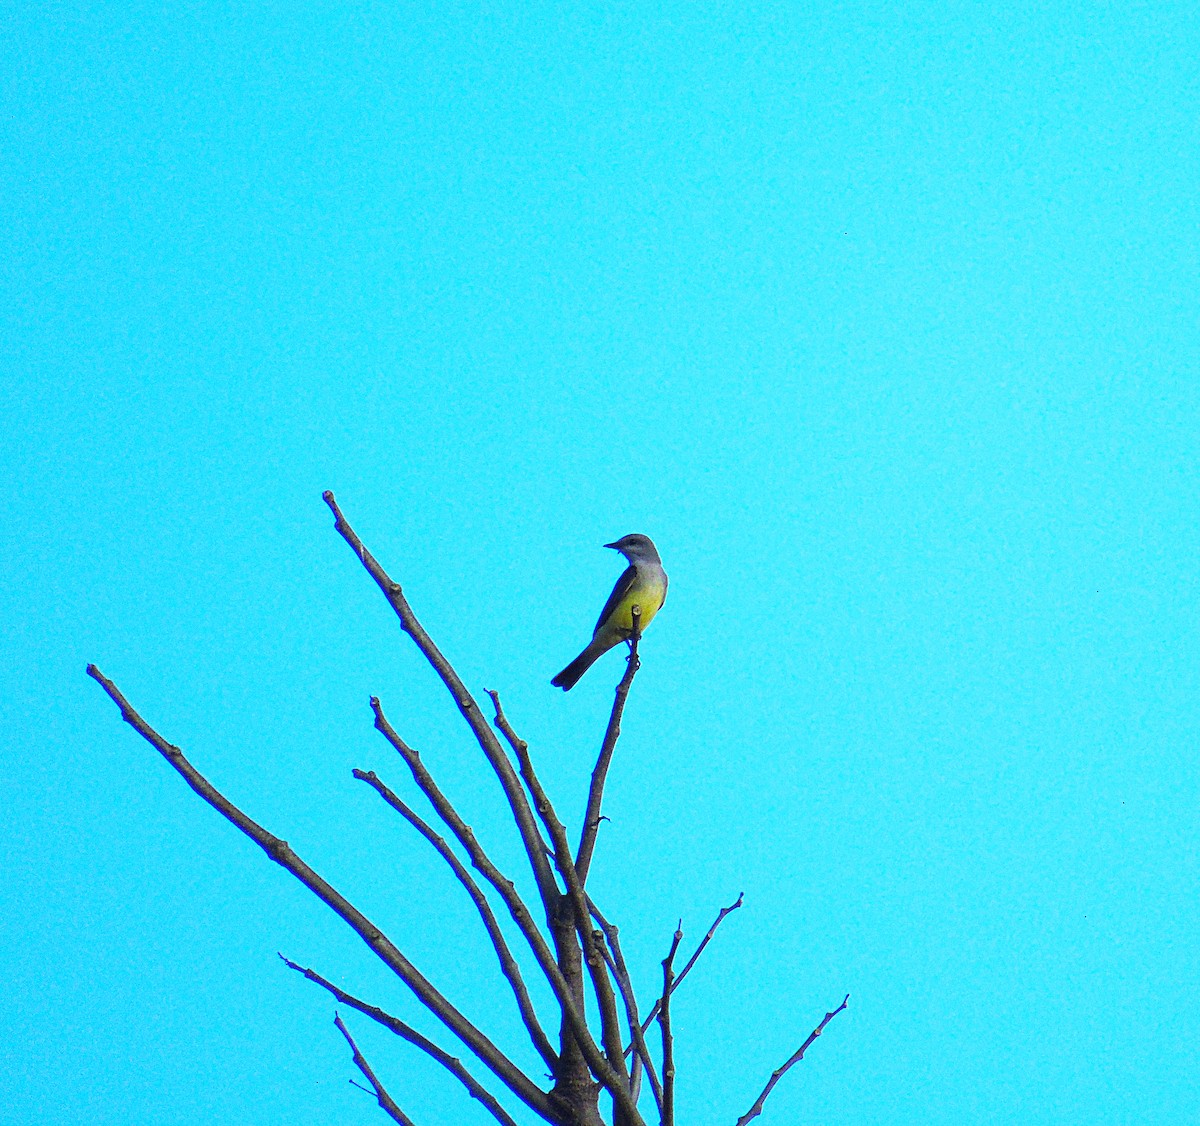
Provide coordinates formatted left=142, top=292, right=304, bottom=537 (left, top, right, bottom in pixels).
left=334, top=1012, right=417, bottom=1126
left=487, top=692, right=641, bottom=1126
left=635, top=892, right=745, bottom=1041
left=281, top=957, right=521, bottom=1126
left=575, top=609, right=642, bottom=885
left=323, top=491, right=559, bottom=910
left=86, top=665, right=552, bottom=1121
left=672, top=892, right=744, bottom=997
left=659, top=924, right=683, bottom=1126
left=735, top=994, right=850, bottom=1126
left=353, top=767, right=558, bottom=1071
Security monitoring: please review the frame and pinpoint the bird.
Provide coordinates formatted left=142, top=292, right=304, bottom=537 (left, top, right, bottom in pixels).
left=552, top=534, right=667, bottom=691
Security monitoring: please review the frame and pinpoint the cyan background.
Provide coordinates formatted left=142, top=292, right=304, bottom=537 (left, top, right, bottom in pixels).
left=3, top=2, right=1198, bottom=1123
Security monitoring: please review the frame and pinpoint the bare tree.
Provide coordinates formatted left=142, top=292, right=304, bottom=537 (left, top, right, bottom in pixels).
left=88, top=491, right=847, bottom=1126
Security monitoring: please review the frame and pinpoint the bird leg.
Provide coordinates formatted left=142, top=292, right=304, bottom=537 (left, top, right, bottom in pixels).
left=627, top=605, right=642, bottom=669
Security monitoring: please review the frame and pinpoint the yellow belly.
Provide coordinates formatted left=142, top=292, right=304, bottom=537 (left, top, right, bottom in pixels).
left=596, top=574, right=667, bottom=643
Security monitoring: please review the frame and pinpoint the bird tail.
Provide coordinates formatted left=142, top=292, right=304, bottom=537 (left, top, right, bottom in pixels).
left=552, top=642, right=605, bottom=691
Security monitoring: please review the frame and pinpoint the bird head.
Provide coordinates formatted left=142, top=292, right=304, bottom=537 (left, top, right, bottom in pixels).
left=603, top=534, right=661, bottom=565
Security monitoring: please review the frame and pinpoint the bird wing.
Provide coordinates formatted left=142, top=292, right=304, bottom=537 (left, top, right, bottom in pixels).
left=593, top=565, right=637, bottom=636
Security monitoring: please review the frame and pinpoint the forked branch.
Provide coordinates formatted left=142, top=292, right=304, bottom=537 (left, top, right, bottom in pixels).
left=334, top=1013, right=415, bottom=1126
left=633, top=892, right=745, bottom=1045
left=587, top=898, right=662, bottom=1115
left=282, top=957, right=520, bottom=1126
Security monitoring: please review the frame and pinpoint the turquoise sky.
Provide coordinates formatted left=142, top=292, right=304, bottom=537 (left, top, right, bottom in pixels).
left=4, top=2, right=1199, bottom=1123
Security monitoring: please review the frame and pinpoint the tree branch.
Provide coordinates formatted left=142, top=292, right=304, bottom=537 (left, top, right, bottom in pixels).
left=635, top=892, right=745, bottom=1042
left=282, top=957, right=522, bottom=1126
left=323, top=491, right=559, bottom=909
left=352, top=767, right=558, bottom=1072
left=586, top=898, right=662, bottom=1116
left=334, top=1012, right=416, bottom=1126
left=575, top=611, right=642, bottom=885
left=659, top=925, right=683, bottom=1126
left=369, top=697, right=610, bottom=1087
left=487, top=691, right=641, bottom=1126
left=735, top=994, right=850, bottom=1126
left=86, top=665, right=552, bottom=1121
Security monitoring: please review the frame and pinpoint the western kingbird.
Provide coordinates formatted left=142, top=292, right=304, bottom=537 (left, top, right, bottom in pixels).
left=552, top=533, right=667, bottom=691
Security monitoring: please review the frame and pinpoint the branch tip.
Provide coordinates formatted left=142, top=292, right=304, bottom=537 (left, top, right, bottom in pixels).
left=735, top=993, right=850, bottom=1126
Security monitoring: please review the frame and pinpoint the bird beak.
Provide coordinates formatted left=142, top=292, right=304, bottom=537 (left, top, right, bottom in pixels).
left=603, top=541, right=620, bottom=550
